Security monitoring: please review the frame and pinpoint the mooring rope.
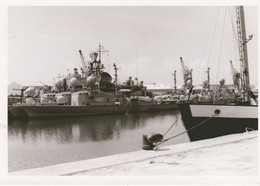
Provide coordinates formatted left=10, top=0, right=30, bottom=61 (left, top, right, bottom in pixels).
left=162, top=114, right=181, bottom=136
left=245, top=127, right=255, bottom=133
left=154, top=112, right=219, bottom=148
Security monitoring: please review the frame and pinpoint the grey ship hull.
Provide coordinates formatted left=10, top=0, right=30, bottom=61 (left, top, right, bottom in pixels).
left=10, top=102, right=178, bottom=119
left=8, top=106, right=28, bottom=119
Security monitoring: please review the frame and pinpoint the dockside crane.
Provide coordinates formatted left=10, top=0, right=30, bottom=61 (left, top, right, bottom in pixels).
left=180, top=57, right=192, bottom=89
left=236, top=6, right=253, bottom=100
left=203, top=67, right=210, bottom=90
left=230, top=60, right=241, bottom=90
left=79, top=50, right=88, bottom=77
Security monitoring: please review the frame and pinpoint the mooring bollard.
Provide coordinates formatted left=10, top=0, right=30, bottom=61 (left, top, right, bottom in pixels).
left=142, top=134, right=155, bottom=150
left=142, top=133, right=163, bottom=150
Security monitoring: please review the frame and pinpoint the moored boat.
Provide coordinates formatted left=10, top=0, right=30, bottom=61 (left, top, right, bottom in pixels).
left=178, top=103, right=258, bottom=141
left=178, top=6, right=258, bottom=141
left=9, top=45, right=179, bottom=119
left=20, top=101, right=178, bottom=119
left=8, top=105, right=28, bottom=119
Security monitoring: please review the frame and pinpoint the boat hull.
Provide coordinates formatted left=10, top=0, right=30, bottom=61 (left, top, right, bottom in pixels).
left=15, top=103, right=178, bottom=119
left=178, top=103, right=258, bottom=141
left=8, top=106, right=28, bottom=119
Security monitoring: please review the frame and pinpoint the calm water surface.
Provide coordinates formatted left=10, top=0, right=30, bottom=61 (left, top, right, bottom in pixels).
left=8, top=110, right=189, bottom=172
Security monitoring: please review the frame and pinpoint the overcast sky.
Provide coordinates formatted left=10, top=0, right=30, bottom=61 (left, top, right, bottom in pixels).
left=8, top=6, right=258, bottom=86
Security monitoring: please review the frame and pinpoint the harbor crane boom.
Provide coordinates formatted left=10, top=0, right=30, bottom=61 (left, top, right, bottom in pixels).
left=79, top=50, right=88, bottom=76
left=236, top=6, right=253, bottom=100
left=180, top=57, right=192, bottom=88
left=180, top=57, right=185, bottom=76
left=230, top=60, right=240, bottom=89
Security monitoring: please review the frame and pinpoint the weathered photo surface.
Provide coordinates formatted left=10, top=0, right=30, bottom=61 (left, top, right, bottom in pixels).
left=5, top=4, right=258, bottom=184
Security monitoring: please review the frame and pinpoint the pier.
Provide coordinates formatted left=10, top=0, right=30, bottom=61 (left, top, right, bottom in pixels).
left=10, top=131, right=257, bottom=176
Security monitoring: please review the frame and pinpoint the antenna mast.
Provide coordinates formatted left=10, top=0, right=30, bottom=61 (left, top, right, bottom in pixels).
left=98, top=43, right=109, bottom=62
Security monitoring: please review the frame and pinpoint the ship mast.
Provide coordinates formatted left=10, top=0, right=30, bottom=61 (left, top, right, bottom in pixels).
left=98, top=43, right=109, bottom=62
left=236, top=6, right=253, bottom=100
left=113, top=63, right=118, bottom=95
left=207, top=67, right=210, bottom=90
left=173, top=70, right=177, bottom=93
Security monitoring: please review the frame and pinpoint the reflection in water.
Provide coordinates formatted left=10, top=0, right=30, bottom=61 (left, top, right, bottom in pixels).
left=8, top=110, right=189, bottom=172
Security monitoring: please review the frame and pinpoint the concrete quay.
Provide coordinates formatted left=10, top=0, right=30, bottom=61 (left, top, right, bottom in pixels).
left=9, top=131, right=258, bottom=176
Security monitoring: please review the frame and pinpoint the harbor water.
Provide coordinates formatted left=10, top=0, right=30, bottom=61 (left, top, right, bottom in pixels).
left=8, top=110, right=189, bottom=172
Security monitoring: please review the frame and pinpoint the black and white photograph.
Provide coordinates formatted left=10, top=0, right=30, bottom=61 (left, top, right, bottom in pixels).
left=1, top=0, right=259, bottom=185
